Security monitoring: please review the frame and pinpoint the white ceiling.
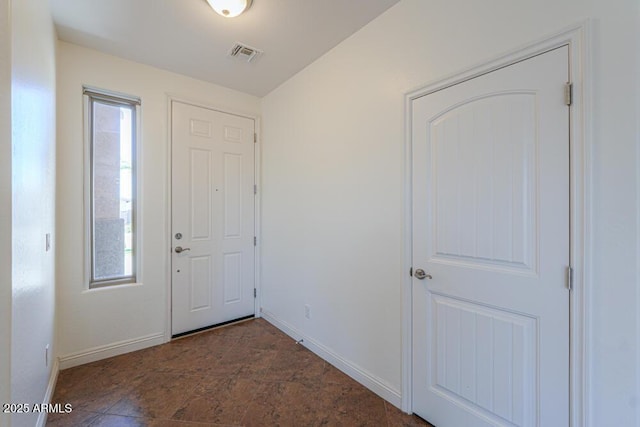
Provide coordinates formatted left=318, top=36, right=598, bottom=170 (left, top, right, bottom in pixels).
left=51, top=0, right=400, bottom=97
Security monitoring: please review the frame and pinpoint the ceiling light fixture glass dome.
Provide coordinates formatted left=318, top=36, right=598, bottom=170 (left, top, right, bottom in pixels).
left=206, top=0, right=253, bottom=18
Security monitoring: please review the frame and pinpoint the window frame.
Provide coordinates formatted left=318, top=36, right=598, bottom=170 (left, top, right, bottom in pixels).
left=83, top=87, right=141, bottom=289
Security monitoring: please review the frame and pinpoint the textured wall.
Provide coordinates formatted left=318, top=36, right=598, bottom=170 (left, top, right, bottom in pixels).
left=10, top=0, right=57, bottom=425
left=260, top=0, right=640, bottom=424
left=0, top=0, right=12, bottom=425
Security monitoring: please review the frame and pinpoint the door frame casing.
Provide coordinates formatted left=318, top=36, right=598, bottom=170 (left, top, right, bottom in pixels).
left=402, top=22, right=591, bottom=427
left=165, top=95, right=262, bottom=341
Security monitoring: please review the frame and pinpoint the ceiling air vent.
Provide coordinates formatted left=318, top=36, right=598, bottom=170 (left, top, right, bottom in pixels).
left=228, top=42, right=262, bottom=63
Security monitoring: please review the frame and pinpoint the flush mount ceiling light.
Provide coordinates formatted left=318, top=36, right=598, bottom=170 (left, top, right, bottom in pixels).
left=206, top=0, right=253, bottom=18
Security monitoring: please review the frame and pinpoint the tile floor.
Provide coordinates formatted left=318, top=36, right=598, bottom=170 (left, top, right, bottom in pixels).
left=48, top=319, right=433, bottom=426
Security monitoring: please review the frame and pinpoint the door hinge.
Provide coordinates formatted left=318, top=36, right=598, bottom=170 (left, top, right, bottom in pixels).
left=566, top=265, right=573, bottom=290
left=254, top=133, right=257, bottom=143
left=564, top=82, right=573, bottom=106
left=409, top=267, right=413, bottom=277
left=254, top=184, right=257, bottom=195
left=254, top=236, right=257, bottom=246
left=254, top=288, right=257, bottom=298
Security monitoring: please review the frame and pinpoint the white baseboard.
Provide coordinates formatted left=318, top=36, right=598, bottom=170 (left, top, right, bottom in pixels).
left=260, top=310, right=402, bottom=408
left=58, top=333, right=166, bottom=370
left=36, top=357, right=60, bottom=427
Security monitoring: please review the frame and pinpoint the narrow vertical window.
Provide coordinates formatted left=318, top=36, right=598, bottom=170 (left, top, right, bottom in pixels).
left=84, top=88, right=140, bottom=288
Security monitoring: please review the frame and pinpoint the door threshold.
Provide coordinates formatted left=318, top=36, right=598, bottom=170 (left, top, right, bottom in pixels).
left=171, top=315, right=255, bottom=340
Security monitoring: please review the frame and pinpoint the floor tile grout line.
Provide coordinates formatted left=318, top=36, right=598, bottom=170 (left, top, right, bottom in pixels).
left=383, top=398, right=394, bottom=427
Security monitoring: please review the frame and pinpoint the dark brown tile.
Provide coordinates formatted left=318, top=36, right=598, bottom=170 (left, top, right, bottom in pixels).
left=317, top=381, right=388, bottom=426
left=262, top=348, right=326, bottom=386
left=51, top=364, right=104, bottom=408
left=207, top=321, right=253, bottom=339
left=234, top=322, right=299, bottom=352
left=149, top=419, right=234, bottom=427
left=97, top=346, right=157, bottom=374
left=194, top=358, right=243, bottom=378
left=194, top=330, right=241, bottom=352
left=97, top=362, right=148, bottom=388
left=51, top=367, right=142, bottom=413
left=88, top=414, right=150, bottom=426
left=214, top=347, right=278, bottom=379
left=385, top=402, right=434, bottom=427
left=108, top=372, right=200, bottom=419
left=55, top=364, right=103, bottom=389
left=322, top=364, right=354, bottom=385
left=242, top=381, right=322, bottom=427
left=171, top=377, right=261, bottom=424
left=46, top=409, right=100, bottom=426
left=241, top=331, right=296, bottom=351
left=147, top=343, right=210, bottom=373
left=49, top=319, right=418, bottom=427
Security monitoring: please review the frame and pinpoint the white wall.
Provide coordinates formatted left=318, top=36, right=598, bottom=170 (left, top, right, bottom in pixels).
left=9, top=0, right=57, bottom=425
left=0, top=0, right=12, bottom=425
left=260, top=0, right=640, bottom=424
left=56, top=42, right=261, bottom=366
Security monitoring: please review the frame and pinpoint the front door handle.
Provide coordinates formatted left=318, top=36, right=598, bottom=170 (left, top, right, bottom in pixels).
left=175, top=246, right=191, bottom=254
left=414, top=269, right=432, bottom=280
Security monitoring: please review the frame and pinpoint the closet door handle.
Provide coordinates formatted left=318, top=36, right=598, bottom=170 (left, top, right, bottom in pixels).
left=414, top=269, right=432, bottom=280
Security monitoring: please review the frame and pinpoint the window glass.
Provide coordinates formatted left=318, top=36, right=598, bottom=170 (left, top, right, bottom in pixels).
left=86, top=90, right=138, bottom=287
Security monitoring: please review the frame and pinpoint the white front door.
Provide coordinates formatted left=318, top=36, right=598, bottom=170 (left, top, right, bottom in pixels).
left=411, top=47, right=570, bottom=427
left=171, top=101, right=255, bottom=336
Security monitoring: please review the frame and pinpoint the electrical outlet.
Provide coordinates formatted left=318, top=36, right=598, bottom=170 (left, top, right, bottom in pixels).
left=304, top=304, right=311, bottom=319
left=45, top=344, right=49, bottom=367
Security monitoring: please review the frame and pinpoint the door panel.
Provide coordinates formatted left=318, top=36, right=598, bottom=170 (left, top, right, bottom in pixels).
left=190, top=149, right=212, bottom=240
left=431, top=294, right=537, bottom=425
left=223, top=252, right=242, bottom=304
left=431, top=93, right=536, bottom=272
left=172, top=101, right=255, bottom=335
left=223, top=153, right=243, bottom=238
left=190, top=256, right=212, bottom=311
left=412, top=47, right=570, bottom=427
